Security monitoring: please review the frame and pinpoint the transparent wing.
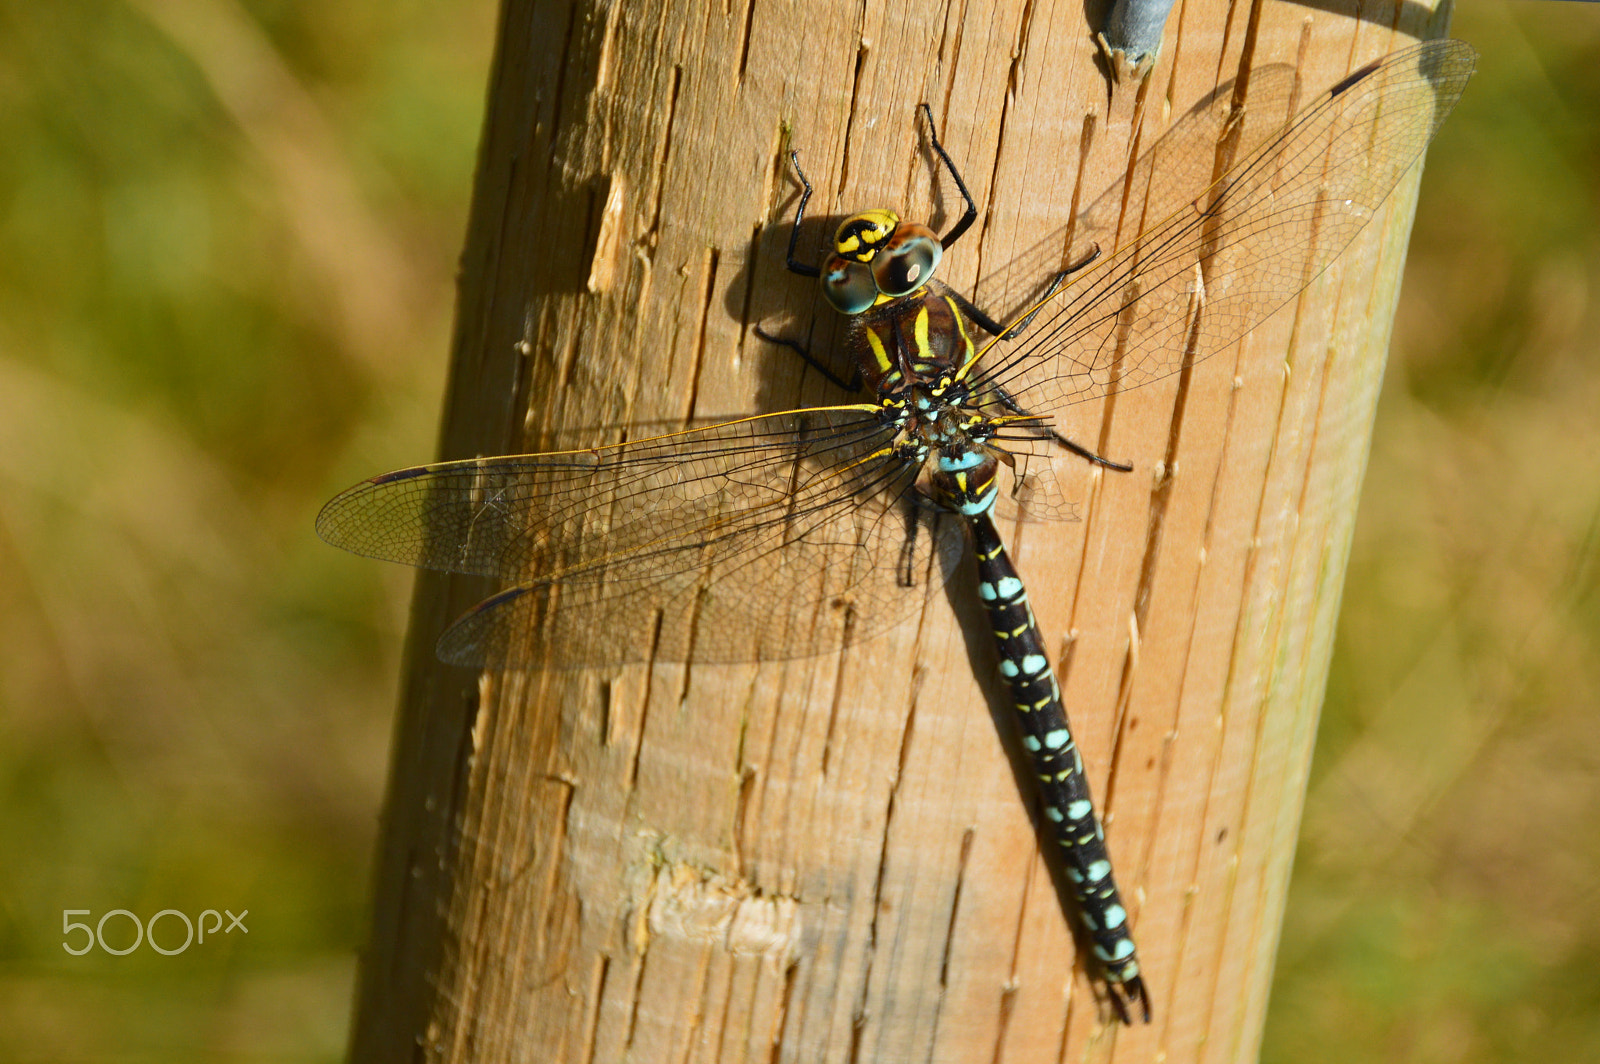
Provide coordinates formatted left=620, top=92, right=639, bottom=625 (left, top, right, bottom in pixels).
left=318, top=407, right=966, bottom=666
left=970, top=63, right=1301, bottom=324
left=321, top=43, right=1473, bottom=668
left=973, top=40, right=1475, bottom=411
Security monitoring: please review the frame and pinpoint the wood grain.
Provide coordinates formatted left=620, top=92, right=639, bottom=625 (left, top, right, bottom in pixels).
left=347, top=0, right=1458, bottom=1060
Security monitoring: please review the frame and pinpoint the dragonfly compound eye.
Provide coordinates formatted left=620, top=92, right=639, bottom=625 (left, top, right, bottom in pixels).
left=870, top=223, right=942, bottom=297
left=820, top=254, right=879, bottom=314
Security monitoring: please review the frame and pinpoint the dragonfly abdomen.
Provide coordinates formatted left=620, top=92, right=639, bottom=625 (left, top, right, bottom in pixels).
left=968, top=512, right=1149, bottom=1023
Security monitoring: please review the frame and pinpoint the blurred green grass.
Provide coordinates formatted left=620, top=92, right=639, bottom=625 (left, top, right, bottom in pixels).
left=0, top=1, right=492, bottom=1059
left=1264, top=4, right=1600, bottom=1062
left=0, top=1, right=1594, bottom=1060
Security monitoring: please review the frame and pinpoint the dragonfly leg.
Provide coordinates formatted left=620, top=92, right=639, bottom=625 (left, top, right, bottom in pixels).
left=918, top=103, right=978, bottom=251
left=978, top=375, right=1133, bottom=472
left=895, top=502, right=922, bottom=588
left=952, top=243, right=1102, bottom=341
left=753, top=325, right=863, bottom=393
left=778, top=150, right=823, bottom=279
left=1049, top=432, right=1133, bottom=472
left=947, top=272, right=1059, bottom=339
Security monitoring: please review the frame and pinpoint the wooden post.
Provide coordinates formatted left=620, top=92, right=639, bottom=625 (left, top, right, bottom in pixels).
left=346, top=0, right=1459, bottom=1060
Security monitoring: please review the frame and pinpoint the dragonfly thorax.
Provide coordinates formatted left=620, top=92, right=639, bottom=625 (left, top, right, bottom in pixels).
left=879, top=378, right=1004, bottom=519
left=846, top=286, right=982, bottom=398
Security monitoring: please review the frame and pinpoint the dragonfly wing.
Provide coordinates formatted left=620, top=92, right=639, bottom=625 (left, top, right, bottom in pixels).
left=970, top=63, right=1301, bottom=324
left=317, top=406, right=891, bottom=579
left=318, top=405, right=969, bottom=667
left=436, top=495, right=968, bottom=667
left=975, top=40, right=1475, bottom=411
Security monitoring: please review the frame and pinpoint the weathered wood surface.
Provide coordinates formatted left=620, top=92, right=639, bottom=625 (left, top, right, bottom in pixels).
left=347, top=0, right=1457, bottom=1060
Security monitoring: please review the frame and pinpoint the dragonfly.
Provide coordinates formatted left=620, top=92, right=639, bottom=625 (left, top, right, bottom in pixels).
left=317, top=40, right=1474, bottom=1025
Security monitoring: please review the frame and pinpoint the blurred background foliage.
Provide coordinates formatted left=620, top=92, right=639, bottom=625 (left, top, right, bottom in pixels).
left=0, top=1, right=1593, bottom=1060
left=0, top=0, right=493, bottom=1057
left=1265, top=3, right=1600, bottom=1061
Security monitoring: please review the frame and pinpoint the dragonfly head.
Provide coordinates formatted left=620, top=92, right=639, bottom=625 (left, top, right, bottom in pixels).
left=820, top=210, right=943, bottom=315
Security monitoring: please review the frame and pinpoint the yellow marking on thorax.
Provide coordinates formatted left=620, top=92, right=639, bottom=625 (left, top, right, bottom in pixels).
left=864, top=327, right=892, bottom=374
left=913, top=304, right=932, bottom=360
left=945, top=296, right=976, bottom=361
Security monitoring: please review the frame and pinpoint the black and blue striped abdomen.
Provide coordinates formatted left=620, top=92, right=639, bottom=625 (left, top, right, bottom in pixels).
left=968, top=512, right=1148, bottom=1022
